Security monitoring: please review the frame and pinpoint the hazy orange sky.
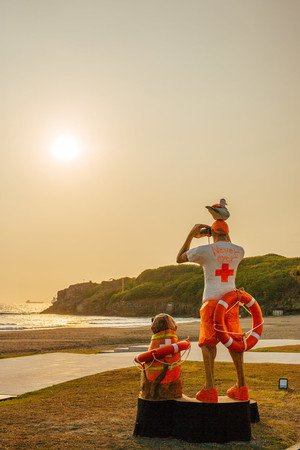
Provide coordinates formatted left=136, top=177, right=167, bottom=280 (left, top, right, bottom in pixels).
left=1, top=0, right=299, bottom=304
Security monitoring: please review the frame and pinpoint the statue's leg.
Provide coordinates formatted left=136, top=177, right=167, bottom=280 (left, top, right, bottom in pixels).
left=197, top=301, right=219, bottom=401
left=229, top=349, right=246, bottom=388
left=201, top=345, right=217, bottom=389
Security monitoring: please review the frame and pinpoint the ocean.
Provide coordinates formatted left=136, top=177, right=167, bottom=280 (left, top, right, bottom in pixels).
left=0, top=303, right=198, bottom=331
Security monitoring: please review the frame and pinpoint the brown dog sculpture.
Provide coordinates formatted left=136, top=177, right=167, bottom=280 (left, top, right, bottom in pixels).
left=140, top=313, right=183, bottom=400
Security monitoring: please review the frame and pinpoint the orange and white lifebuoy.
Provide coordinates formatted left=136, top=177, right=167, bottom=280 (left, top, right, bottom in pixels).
left=134, top=339, right=191, bottom=365
left=214, top=289, right=263, bottom=352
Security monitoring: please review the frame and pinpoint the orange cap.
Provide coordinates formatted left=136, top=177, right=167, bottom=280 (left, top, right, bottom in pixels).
left=211, top=220, right=229, bottom=235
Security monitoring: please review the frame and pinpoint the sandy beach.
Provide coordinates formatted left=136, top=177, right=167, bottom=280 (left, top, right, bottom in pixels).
left=0, top=315, right=299, bottom=356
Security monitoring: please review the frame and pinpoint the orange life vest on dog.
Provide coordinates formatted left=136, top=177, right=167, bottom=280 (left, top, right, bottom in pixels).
left=145, top=329, right=181, bottom=384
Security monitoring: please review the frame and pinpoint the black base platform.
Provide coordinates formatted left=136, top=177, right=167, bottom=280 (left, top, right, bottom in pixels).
left=134, top=395, right=259, bottom=443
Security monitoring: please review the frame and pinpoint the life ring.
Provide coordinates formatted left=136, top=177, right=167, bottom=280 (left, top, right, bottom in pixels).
left=134, top=338, right=190, bottom=365
left=214, top=289, right=263, bottom=352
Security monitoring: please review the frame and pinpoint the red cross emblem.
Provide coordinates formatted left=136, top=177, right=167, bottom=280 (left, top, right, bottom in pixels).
left=215, top=263, right=234, bottom=282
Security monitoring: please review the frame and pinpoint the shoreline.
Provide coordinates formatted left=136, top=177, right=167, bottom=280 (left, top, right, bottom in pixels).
left=0, top=317, right=199, bottom=333
left=0, top=315, right=299, bottom=356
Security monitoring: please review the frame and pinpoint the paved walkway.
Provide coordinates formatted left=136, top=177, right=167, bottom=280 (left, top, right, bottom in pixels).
left=0, top=339, right=299, bottom=400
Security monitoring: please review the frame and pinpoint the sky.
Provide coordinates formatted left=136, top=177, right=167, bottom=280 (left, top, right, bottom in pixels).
left=1, top=0, right=299, bottom=303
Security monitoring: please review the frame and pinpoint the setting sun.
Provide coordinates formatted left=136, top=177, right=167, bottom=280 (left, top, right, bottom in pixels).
left=51, top=135, right=80, bottom=161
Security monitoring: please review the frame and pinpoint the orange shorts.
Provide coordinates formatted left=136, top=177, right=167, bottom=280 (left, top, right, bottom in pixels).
left=198, top=299, right=242, bottom=347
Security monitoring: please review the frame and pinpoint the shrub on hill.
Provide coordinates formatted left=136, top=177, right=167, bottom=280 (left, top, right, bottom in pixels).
left=43, top=254, right=300, bottom=317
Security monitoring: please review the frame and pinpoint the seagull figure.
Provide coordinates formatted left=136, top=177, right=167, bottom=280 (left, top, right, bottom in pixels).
left=206, top=198, right=230, bottom=221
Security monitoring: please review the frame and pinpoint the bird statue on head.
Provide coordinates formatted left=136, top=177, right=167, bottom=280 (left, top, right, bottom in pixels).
left=206, top=198, right=230, bottom=221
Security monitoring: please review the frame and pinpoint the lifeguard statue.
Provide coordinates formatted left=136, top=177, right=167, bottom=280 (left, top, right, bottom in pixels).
left=177, top=200, right=248, bottom=403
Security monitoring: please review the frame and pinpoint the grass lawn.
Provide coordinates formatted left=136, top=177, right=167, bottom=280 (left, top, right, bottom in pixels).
left=251, top=345, right=300, bottom=353
left=0, top=362, right=299, bottom=449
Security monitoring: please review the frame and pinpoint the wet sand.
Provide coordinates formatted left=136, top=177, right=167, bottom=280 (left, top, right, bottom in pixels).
left=0, top=315, right=299, bottom=356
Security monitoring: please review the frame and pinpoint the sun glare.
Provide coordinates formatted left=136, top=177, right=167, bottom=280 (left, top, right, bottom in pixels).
left=51, top=135, right=80, bottom=161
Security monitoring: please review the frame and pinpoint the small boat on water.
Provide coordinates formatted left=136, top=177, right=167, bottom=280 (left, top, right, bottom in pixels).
left=26, top=300, right=44, bottom=304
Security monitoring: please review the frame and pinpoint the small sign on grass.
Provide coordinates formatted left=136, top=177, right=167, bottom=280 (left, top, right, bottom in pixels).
left=278, top=378, right=288, bottom=389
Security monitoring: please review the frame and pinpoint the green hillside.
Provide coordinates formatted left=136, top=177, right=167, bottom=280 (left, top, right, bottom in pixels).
left=42, top=254, right=300, bottom=317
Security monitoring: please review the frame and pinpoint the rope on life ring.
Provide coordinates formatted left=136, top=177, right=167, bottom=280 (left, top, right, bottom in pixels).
left=134, top=338, right=191, bottom=366
left=214, top=289, right=264, bottom=352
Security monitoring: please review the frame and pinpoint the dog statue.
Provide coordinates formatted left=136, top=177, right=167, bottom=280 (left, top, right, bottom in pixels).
left=140, top=313, right=183, bottom=400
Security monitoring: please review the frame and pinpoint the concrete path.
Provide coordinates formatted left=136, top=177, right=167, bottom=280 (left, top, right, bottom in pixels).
left=0, top=339, right=299, bottom=400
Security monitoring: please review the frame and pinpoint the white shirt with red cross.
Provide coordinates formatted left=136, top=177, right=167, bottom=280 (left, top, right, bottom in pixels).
left=186, top=241, right=244, bottom=302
